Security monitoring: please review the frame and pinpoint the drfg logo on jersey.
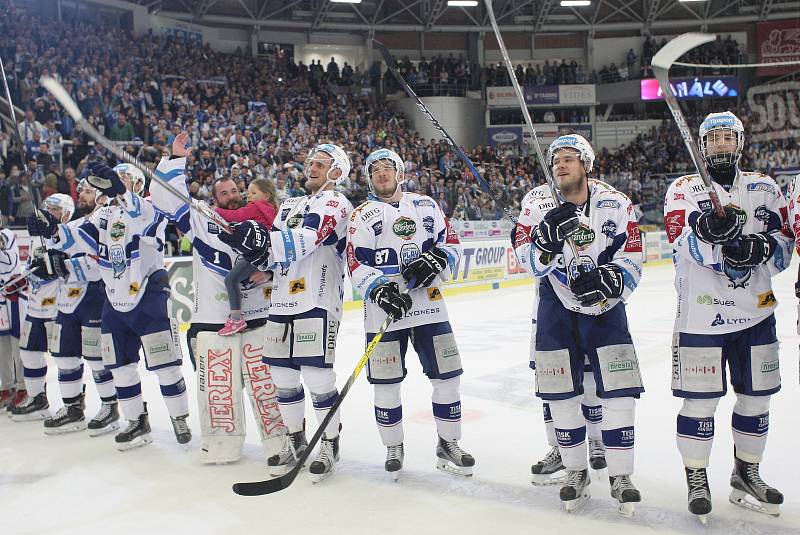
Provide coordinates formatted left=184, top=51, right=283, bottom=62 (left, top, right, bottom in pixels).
left=572, top=224, right=596, bottom=250
left=392, top=217, right=417, bottom=240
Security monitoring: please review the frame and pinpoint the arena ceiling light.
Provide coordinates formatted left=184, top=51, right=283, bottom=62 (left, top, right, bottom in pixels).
left=447, top=1, right=479, bottom=6
left=560, top=0, right=591, bottom=6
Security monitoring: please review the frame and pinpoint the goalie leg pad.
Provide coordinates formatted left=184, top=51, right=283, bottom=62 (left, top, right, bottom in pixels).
left=241, top=325, right=286, bottom=454
left=196, top=331, right=246, bottom=464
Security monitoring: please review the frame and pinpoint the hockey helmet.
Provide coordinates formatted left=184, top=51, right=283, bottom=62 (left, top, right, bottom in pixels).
left=365, top=148, right=405, bottom=195
left=304, top=143, right=351, bottom=186
left=113, top=163, right=146, bottom=195
left=547, top=134, right=595, bottom=173
left=43, top=193, right=75, bottom=223
left=699, top=111, right=744, bottom=170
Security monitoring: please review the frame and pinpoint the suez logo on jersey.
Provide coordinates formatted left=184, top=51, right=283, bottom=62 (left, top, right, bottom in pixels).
left=392, top=217, right=417, bottom=240
left=697, top=294, right=735, bottom=306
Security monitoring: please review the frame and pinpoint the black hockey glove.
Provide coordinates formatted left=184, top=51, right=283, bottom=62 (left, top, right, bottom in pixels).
left=27, top=211, right=60, bottom=238
left=532, top=202, right=579, bottom=254
left=569, top=264, right=625, bottom=307
left=218, top=220, right=272, bottom=270
left=370, top=282, right=412, bottom=319
left=722, top=233, right=778, bottom=269
left=87, top=162, right=126, bottom=198
left=401, top=246, right=449, bottom=288
left=691, top=206, right=742, bottom=245
left=31, top=250, right=68, bottom=280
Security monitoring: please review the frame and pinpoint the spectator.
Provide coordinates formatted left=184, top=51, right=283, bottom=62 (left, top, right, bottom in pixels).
left=110, top=113, right=135, bottom=142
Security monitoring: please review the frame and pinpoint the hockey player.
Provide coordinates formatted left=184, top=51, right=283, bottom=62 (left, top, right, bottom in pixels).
left=525, top=281, right=607, bottom=485
left=150, top=132, right=284, bottom=463
left=27, top=191, right=120, bottom=435
left=9, top=212, right=62, bottom=422
left=664, top=111, right=791, bottom=521
left=41, top=160, right=192, bottom=450
left=513, top=134, right=644, bottom=515
left=220, top=143, right=353, bottom=482
left=346, top=148, right=475, bottom=479
left=0, top=227, right=27, bottom=411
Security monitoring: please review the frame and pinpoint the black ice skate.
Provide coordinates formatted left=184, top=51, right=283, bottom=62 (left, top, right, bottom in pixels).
left=310, top=434, right=340, bottom=484
left=560, top=469, right=591, bottom=512
left=43, top=394, right=86, bottom=435
left=685, top=467, right=712, bottom=525
left=729, top=457, right=783, bottom=517
left=531, top=445, right=566, bottom=486
left=610, top=475, right=641, bottom=517
left=589, top=438, right=607, bottom=470
left=10, top=391, right=49, bottom=422
left=385, top=443, right=404, bottom=481
left=436, top=436, right=475, bottom=477
left=88, top=401, right=120, bottom=437
left=267, top=424, right=308, bottom=476
left=115, top=406, right=153, bottom=451
left=171, top=414, right=192, bottom=445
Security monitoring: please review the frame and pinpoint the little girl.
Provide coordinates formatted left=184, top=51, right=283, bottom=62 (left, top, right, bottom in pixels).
left=216, top=178, right=278, bottom=335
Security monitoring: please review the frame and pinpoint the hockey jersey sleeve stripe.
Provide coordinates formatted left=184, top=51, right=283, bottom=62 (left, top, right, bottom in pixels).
left=68, top=258, right=87, bottom=282
left=279, top=229, right=296, bottom=262
left=77, top=226, right=99, bottom=253
left=364, top=275, right=389, bottom=302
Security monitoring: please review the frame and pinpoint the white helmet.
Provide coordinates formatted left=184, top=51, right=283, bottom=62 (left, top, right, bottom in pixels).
left=547, top=134, right=595, bottom=173
left=43, top=193, right=75, bottom=223
left=365, top=148, right=405, bottom=195
left=699, top=111, right=744, bottom=169
left=304, top=143, right=351, bottom=186
left=113, top=163, right=146, bottom=195
left=78, top=178, right=107, bottom=207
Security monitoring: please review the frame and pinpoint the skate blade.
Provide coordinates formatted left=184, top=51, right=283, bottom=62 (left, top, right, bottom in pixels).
left=88, top=421, right=120, bottom=437
left=617, top=502, right=635, bottom=517
left=531, top=471, right=566, bottom=486
left=436, top=458, right=473, bottom=477
left=695, top=513, right=709, bottom=526
left=729, top=489, right=780, bottom=516
left=44, top=421, right=87, bottom=435
left=10, top=410, right=49, bottom=422
left=390, top=470, right=401, bottom=482
left=311, top=470, right=335, bottom=484
left=116, top=434, right=153, bottom=451
left=562, top=489, right=591, bottom=513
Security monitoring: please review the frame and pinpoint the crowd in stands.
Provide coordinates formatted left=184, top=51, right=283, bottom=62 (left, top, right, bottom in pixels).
left=0, top=3, right=796, bottom=236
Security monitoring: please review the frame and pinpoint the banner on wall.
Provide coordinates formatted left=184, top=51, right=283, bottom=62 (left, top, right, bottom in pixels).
left=756, top=20, right=800, bottom=75
left=151, top=16, right=204, bottom=44
left=640, top=76, right=739, bottom=101
left=746, top=81, right=800, bottom=143
left=486, top=126, right=523, bottom=147
left=487, top=84, right=596, bottom=107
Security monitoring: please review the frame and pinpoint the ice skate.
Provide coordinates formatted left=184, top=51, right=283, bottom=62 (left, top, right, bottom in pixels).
left=685, top=467, right=712, bottom=525
left=87, top=401, right=120, bottom=437
left=531, top=445, right=566, bottom=486
left=588, top=437, right=607, bottom=470
left=267, top=425, right=308, bottom=476
left=385, top=443, right=404, bottom=481
left=171, top=414, right=192, bottom=444
left=115, top=406, right=153, bottom=451
left=436, top=436, right=475, bottom=477
left=0, top=389, right=15, bottom=410
left=560, top=469, right=591, bottom=512
left=309, top=434, right=340, bottom=484
left=10, top=391, right=49, bottom=422
left=729, top=457, right=783, bottom=517
left=43, top=394, right=86, bottom=435
left=610, top=475, right=640, bottom=517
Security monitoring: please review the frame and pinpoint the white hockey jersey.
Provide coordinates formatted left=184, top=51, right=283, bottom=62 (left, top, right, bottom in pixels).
left=664, top=171, right=792, bottom=335
left=57, top=218, right=103, bottom=315
left=346, top=193, right=461, bottom=332
left=787, top=173, right=800, bottom=254
left=25, top=239, right=60, bottom=320
left=0, top=229, right=23, bottom=291
left=54, top=190, right=168, bottom=312
left=513, top=180, right=643, bottom=316
left=150, top=156, right=271, bottom=324
left=266, top=190, right=353, bottom=319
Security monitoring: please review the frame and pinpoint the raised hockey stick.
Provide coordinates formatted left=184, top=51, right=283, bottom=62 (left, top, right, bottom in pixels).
left=651, top=33, right=726, bottom=219
left=38, top=77, right=233, bottom=233
left=483, top=0, right=583, bottom=261
left=0, top=57, right=52, bottom=272
left=232, top=290, right=410, bottom=496
left=1, top=267, right=37, bottom=293
left=373, top=40, right=517, bottom=226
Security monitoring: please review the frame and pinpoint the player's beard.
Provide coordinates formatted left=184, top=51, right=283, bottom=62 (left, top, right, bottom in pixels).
left=556, top=170, right=587, bottom=198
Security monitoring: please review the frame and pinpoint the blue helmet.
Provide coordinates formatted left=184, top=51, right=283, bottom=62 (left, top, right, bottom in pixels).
left=698, top=111, right=744, bottom=169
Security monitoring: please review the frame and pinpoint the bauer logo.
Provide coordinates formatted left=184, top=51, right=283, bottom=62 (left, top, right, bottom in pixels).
left=289, top=278, right=306, bottom=294
left=392, top=217, right=417, bottom=240
left=296, top=333, right=316, bottom=343
left=572, top=224, right=596, bottom=248
left=609, top=360, right=634, bottom=372
left=761, top=360, right=779, bottom=373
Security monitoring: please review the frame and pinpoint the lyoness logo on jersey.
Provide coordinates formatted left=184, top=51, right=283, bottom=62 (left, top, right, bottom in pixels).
left=572, top=224, right=596, bottom=248
left=392, top=217, right=417, bottom=240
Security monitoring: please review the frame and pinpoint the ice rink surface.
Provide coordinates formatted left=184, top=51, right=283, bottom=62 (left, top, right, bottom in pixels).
left=2, top=260, right=799, bottom=535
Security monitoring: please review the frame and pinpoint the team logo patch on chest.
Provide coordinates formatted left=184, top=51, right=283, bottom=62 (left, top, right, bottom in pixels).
left=286, top=214, right=303, bottom=229
left=109, top=221, right=126, bottom=241
left=422, top=216, right=435, bottom=234
left=572, top=224, right=596, bottom=249
left=400, top=243, right=421, bottom=268
left=392, top=217, right=417, bottom=240
left=110, top=244, right=126, bottom=279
